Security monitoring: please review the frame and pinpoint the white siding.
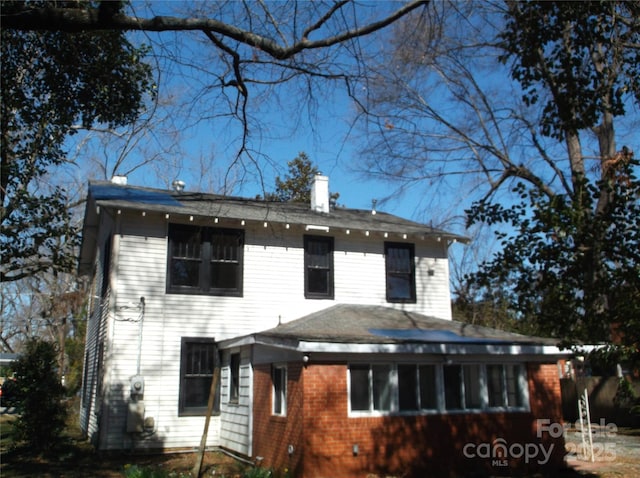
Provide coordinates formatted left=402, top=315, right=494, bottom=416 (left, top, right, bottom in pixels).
left=80, top=211, right=116, bottom=446
left=219, top=348, right=253, bottom=456
left=91, top=211, right=454, bottom=451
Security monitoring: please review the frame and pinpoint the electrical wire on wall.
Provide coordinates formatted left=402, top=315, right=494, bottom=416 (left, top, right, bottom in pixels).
left=114, top=296, right=145, bottom=376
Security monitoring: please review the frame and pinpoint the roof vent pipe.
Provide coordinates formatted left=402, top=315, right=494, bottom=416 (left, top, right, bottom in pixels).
left=310, top=174, right=329, bottom=213
left=172, top=179, right=185, bottom=192
left=111, top=175, right=127, bottom=185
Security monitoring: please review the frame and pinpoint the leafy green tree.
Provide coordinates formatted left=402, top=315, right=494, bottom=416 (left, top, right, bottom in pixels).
left=267, top=152, right=340, bottom=204
left=10, top=339, right=68, bottom=453
left=467, top=156, right=640, bottom=345
left=357, top=1, right=638, bottom=346
left=1, top=0, right=154, bottom=282
left=465, top=1, right=640, bottom=346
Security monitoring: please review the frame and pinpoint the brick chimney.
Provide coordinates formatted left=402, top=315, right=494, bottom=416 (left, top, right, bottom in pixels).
left=311, top=174, right=329, bottom=213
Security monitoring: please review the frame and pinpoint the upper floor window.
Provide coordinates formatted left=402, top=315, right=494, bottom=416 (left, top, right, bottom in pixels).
left=179, top=337, right=220, bottom=416
left=304, top=235, right=334, bottom=299
left=385, top=242, right=416, bottom=303
left=168, top=224, right=243, bottom=296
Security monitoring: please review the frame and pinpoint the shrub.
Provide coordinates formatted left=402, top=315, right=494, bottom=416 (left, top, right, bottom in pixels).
left=10, top=339, right=68, bottom=453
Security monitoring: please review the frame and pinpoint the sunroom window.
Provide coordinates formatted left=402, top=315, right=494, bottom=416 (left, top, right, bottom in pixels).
left=349, top=362, right=528, bottom=415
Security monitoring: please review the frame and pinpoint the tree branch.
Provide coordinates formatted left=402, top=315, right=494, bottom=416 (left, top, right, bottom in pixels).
left=3, top=2, right=429, bottom=60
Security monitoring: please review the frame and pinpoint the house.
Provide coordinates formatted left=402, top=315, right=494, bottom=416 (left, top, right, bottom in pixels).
left=78, top=176, right=569, bottom=477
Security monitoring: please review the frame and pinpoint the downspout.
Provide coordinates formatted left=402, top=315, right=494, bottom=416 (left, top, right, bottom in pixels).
left=101, top=209, right=122, bottom=449
left=135, top=297, right=145, bottom=377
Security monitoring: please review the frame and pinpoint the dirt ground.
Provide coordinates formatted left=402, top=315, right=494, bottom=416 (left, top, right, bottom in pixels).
left=564, top=426, right=640, bottom=478
left=1, top=446, right=248, bottom=478
left=1, top=413, right=639, bottom=477
left=0, top=413, right=248, bottom=478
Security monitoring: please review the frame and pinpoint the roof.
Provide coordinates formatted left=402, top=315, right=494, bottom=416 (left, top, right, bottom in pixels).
left=89, top=181, right=466, bottom=238
left=0, top=353, right=19, bottom=365
left=78, top=181, right=468, bottom=275
left=256, top=304, right=554, bottom=345
left=219, top=304, right=567, bottom=357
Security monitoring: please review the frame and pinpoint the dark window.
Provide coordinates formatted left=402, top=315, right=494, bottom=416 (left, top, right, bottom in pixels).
left=272, top=365, right=287, bottom=415
left=463, top=364, right=483, bottom=409
left=443, top=364, right=462, bottom=410
left=506, top=364, right=525, bottom=408
left=487, top=364, right=526, bottom=409
left=372, top=365, right=392, bottom=411
left=304, top=235, right=334, bottom=299
left=179, top=338, right=220, bottom=416
left=398, top=364, right=439, bottom=412
left=349, top=364, right=392, bottom=412
left=100, top=236, right=112, bottom=299
left=385, top=242, right=416, bottom=303
left=418, top=365, right=438, bottom=410
left=349, top=365, right=370, bottom=411
left=229, top=353, right=240, bottom=403
left=350, top=362, right=527, bottom=415
left=487, top=364, right=506, bottom=407
left=168, top=224, right=243, bottom=296
left=398, top=365, right=419, bottom=411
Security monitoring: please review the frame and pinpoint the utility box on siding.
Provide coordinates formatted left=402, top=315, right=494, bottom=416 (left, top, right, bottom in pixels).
left=126, top=401, right=145, bottom=433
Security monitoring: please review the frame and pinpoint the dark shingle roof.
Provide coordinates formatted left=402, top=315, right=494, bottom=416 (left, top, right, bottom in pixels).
left=255, top=304, right=557, bottom=346
left=87, top=181, right=467, bottom=241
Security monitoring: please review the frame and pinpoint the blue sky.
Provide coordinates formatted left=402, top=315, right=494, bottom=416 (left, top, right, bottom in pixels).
left=76, top=1, right=438, bottom=226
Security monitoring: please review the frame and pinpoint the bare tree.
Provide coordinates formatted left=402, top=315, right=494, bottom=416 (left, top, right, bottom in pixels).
left=355, top=1, right=640, bottom=343
left=4, top=1, right=429, bottom=190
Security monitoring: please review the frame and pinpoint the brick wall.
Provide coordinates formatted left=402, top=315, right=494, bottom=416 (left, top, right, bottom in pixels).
left=252, top=363, right=305, bottom=476
left=252, top=362, right=566, bottom=478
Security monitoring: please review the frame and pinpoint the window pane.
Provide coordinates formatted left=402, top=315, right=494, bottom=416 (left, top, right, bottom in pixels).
left=463, top=365, right=483, bottom=409
left=272, top=367, right=286, bottom=415
left=186, top=343, right=214, bottom=375
left=398, top=365, right=419, bottom=411
left=387, top=246, right=411, bottom=272
left=230, top=353, right=240, bottom=402
left=172, top=230, right=201, bottom=259
left=385, top=243, right=415, bottom=302
left=506, top=364, right=525, bottom=408
left=211, top=231, right=240, bottom=261
left=180, top=339, right=218, bottom=415
left=171, top=259, right=200, bottom=287
left=171, top=228, right=202, bottom=287
left=372, top=365, right=392, bottom=411
left=308, top=269, right=329, bottom=294
left=210, top=261, right=240, bottom=289
left=210, top=231, right=242, bottom=291
left=183, top=376, right=211, bottom=408
left=418, top=365, right=438, bottom=410
left=350, top=365, right=370, bottom=411
left=444, top=365, right=462, bottom=410
left=305, top=236, right=333, bottom=298
left=487, top=365, right=506, bottom=407
left=307, top=240, right=330, bottom=268
left=387, top=275, right=412, bottom=300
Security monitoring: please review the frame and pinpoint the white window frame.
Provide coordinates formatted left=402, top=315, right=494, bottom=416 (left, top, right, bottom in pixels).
left=272, top=364, right=287, bottom=416
left=348, top=361, right=529, bottom=417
